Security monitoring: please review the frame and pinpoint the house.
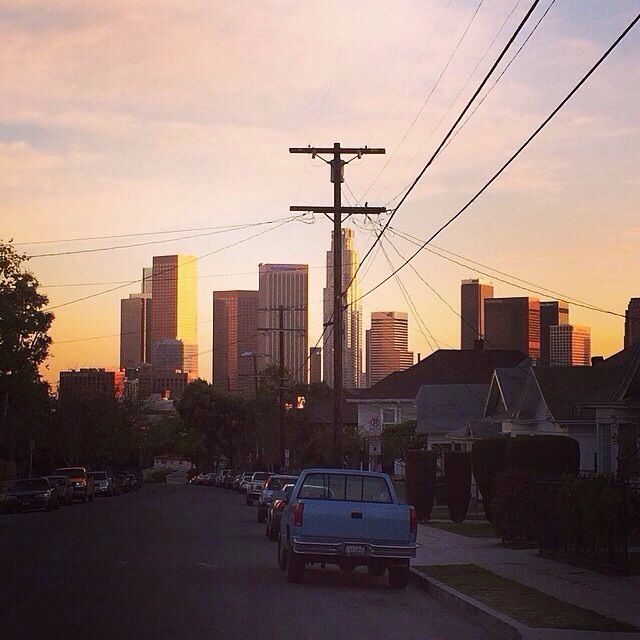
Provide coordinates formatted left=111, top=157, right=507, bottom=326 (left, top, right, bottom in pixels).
left=153, top=455, right=193, bottom=471
left=484, top=344, right=640, bottom=474
left=351, top=348, right=527, bottom=449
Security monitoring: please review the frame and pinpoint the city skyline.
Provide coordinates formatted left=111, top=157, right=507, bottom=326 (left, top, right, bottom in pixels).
left=6, top=1, right=637, bottom=385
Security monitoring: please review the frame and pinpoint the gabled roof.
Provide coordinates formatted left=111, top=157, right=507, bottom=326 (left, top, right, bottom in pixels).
left=416, top=383, right=489, bottom=434
left=356, top=349, right=527, bottom=401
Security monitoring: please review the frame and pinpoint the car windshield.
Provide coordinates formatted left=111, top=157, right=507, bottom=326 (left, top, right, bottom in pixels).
left=54, top=468, right=85, bottom=478
left=266, top=476, right=297, bottom=490
left=252, top=472, right=270, bottom=481
left=13, top=479, right=49, bottom=491
left=91, top=472, right=107, bottom=480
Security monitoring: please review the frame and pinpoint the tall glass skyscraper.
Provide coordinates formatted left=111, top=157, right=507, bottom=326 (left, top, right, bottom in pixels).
left=323, top=228, right=363, bottom=388
left=150, top=254, right=198, bottom=377
left=367, top=311, right=413, bottom=387
left=460, top=278, right=493, bottom=349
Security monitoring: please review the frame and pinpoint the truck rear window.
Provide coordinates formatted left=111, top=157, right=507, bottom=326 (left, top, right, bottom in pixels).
left=298, top=473, right=392, bottom=503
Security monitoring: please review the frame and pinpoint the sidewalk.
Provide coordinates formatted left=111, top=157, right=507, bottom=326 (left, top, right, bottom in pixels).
left=413, top=523, right=640, bottom=629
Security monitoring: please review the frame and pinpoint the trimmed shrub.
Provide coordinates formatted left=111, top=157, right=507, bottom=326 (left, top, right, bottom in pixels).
left=406, top=449, right=437, bottom=520
left=471, top=437, right=508, bottom=522
left=491, top=468, right=535, bottom=545
left=444, top=451, right=471, bottom=523
left=505, top=435, right=580, bottom=479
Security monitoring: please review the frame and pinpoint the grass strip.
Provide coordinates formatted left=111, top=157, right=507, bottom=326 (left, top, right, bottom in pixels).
left=415, top=563, right=637, bottom=632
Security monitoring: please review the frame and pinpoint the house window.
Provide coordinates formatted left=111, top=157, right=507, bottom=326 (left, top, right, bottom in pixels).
left=382, top=407, right=398, bottom=425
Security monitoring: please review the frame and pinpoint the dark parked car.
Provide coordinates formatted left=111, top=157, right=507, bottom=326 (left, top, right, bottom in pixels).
left=127, top=473, right=140, bottom=490
left=114, top=472, right=133, bottom=493
left=5, top=478, right=60, bottom=512
left=90, top=471, right=117, bottom=497
left=258, top=475, right=298, bottom=523
left=53, top=467, right=95, bottom=503
left=223, top=469, right=240, bottom=489
left=266, top=484, right=295, bottom=541
left=45, top=476, right=74, bottom=506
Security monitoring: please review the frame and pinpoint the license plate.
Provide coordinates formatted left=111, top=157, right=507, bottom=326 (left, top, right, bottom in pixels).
left=345, top=544, right=366, bottom=556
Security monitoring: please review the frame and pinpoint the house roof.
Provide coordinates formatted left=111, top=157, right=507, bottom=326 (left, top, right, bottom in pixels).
left=416, top=383, right=490, bottom=434
left=356, top=349, right=527, bottom=401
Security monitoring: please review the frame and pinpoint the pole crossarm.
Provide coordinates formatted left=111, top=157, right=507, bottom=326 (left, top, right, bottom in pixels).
left=290, top=206, right=387, bottom=215
left=289, top=147, right=385, bottom=155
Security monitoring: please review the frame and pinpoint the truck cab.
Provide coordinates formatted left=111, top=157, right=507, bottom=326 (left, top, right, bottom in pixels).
left=278, top=468, right=417, bottom=588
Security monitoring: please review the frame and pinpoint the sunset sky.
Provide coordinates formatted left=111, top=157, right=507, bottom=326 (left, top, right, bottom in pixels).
left=2, top=0, right=638, bottom=386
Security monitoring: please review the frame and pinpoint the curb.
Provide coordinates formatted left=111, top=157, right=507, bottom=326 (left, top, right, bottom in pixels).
left=410, top=567, right=525, bottom=640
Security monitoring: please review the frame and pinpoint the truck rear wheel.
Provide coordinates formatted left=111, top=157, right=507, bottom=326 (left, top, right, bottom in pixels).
left=286, top=554, right=305, bottom=584
left=277, top=537, right=287, bottom=570
left=257, top=507, right=266, bottom=523
left=388, top=566, right=409, bottom=589
left=368, top=563, right=386, bottom=577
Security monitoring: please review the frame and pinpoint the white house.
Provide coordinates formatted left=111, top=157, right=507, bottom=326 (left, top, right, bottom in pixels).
left=153, top=455, right=193, bottom=471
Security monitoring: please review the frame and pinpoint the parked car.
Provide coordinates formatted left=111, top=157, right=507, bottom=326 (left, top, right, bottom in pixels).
left=258, top=474, right=298, bottom=523
left=90, top=471, right=117, bottom=497
left=45, top=475, right=74, bottom=505
left=127, top=473, right=140, bottom=490
left=245, top=471, right=270, bottom=506
left=278, top=469, right=417, bottom=588
left=266, top=483, right=295, bottom=541
left=223, top=469, right=239, bottom=489
left=114, top=471, right=133, bottom=492
left=237, top=473, right=251, bottom=493
left=214, top=470, right=229, bottom=487
left=231, top=471, right=245, bottom=490
left=53, top=467, right=95, bottom=503
left=5, top=478, right=60, bottom=512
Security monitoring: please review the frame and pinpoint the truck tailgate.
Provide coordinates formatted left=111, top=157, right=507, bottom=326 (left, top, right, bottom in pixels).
left=301, top=500, right=410, bottom=544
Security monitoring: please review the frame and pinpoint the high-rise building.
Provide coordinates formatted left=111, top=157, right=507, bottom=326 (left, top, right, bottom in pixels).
left=150, top=254, right=198, bottom=377
left=484, top=297, right=540, bottom=362
left=460, top=278, right=494, bottom=349
left=550, top=324, right=591, bottom=366
left=624, top=298, right=640, bottom=348
left=309, top=347, right=322, bottom=384
left=142, top=266, right=153, bottom=295
left=540, top=300, right=569, bottom=366
left=367, top=311, right=413, bottom=386
left=323, top=228, right=363, bottom=388
left=258, top=264, right=309, bottom=383
left=58, top=368, right=124, bottom=405
left=120, top=293, right=152, bottom=369
left=212, top=290, right=259, bottom=395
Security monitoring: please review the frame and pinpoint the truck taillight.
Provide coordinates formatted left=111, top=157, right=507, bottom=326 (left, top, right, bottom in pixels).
left=272, top=499, right=283, bottom=509
left=292, top=500, right=304, bottom=526
left=409, top=506, right=417, bottom=534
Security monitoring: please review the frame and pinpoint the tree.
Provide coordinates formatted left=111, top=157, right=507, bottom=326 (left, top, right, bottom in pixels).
left=381, top=420, right=427, bottom=467
left=0, top=241, right=54, bottom=470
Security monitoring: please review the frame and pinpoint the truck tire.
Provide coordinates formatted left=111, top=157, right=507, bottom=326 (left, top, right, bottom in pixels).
left=388, top=566, right=409, bottom=589
left=286, top=553, right=305, bottom=584
left=277, top=537, right=287, bottom=571
left=257, top=507, right=266, bottom=523
left=82, top=493, right=88, bottom=504
left=268, top=522, right=279, bottom=542
left=88, top=492, right=94, bottom=503
left=367, top=564, right=386, bottom=577
left=245, top=495, right=252, bottom=506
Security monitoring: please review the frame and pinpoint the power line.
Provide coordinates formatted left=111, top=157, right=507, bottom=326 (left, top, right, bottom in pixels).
left=349, top=0, right=541, bottom=294
left=351, top=12, right=640, bottom=307
left=46, top=216, right=300, bottom=311
left=358, top=0, right=485, bottom=203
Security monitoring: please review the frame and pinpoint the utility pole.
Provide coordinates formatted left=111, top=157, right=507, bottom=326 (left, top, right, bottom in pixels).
left=290, top=143, right=385, bottom=467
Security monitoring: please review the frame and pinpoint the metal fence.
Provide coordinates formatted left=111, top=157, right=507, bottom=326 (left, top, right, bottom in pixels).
left=538, top=478, right=638, bottom=576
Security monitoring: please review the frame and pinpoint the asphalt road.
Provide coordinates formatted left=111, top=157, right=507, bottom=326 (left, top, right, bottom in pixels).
left=1, top=484, right=498, bottom=640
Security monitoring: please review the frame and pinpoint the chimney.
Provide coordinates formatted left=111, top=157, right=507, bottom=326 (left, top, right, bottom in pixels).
left=473, top=338, right=485, bottom=351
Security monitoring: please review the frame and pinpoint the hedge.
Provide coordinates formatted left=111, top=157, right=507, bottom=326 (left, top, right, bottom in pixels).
left=471, top=437, right=508, bottom=522
left=406, top=449, right=437, bottom=520
left=504, top=435, right=580, bottom=479
left=444, top=451, right=471, bottom=523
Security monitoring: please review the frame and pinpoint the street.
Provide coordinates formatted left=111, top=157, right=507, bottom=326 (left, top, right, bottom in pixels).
left=1, top=484, right=498, bottom=640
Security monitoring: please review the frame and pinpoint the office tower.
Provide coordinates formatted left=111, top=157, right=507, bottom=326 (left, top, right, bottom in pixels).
left=365, top=329, right=371, bottom=388
left=212, top=290, right=259, bottom=395
left=550, top=325, right=591, bottom=366
left=120, top=269, right=152, bottom=369
left=150, top=254, right=198, bottom=377
left=484, top=297, right=540, bottom=361
left=322, top=228, right=363, bottom=388
left=258, top=264, right=309, bottom=383
left=309, top=347, right=322, bottom=384
left=153, top=338, right=184, bottom=371
left=58, top=368, right=124, bottom=405
left=368, top=312, right=414, bottom=386
left=142, top=266, right=153, bottom=295
left=624, top=298, right=640, bottom=348
left=460, top=278, right=494, bottom=349
left=540, top=300, right=569, bottom=366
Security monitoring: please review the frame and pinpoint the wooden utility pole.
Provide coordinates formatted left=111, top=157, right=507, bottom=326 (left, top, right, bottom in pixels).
left=290, top=143, right=385, bottom=467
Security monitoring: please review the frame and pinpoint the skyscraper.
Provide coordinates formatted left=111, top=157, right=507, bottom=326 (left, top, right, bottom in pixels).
left=323, top=228, right=362, bottom=388
left=309, top=347, right=322, bottom=384
left=258, top=264, right=309, bottom=383
left=539, top=300, right=569, bottom=366
left=212, top=290, right=259, bottom=395
left=624, top=298, right=640, bottom=348
left=550, top=325, right=591, bottom=366
left=484, top=297, right=540, bottom=362
left=460, top=278, right=493, bottom=349
left=150, top=254, right=198, bottom=377
left=120, top=268, right=152, bottom=369
left=367, top=311, right=413, bottom=386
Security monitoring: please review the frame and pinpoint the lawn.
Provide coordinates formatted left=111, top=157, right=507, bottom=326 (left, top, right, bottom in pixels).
left=426, top=521, right=496, bottom=538
left=414, top=564, right=638, bottom=632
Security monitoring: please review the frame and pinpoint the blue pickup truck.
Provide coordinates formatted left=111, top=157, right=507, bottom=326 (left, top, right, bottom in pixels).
left=278, top=468, right=417, bottom=588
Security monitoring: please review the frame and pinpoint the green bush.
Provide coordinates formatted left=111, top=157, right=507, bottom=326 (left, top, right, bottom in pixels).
left=471, top=437, right=508, bottom=522
left=406, top=449, right=437, bottom=520
left=445, top=452, right=471, bottom=523
left=491, top=468, right=535, bottom=545
left=505, top=435, right=580, bottom=478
